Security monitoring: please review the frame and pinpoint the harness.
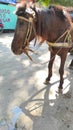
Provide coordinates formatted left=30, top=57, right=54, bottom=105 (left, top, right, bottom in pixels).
left=47, top=29, right=72, bottom=48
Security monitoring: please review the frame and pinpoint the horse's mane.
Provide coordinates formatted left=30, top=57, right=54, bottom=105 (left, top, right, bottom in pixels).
left=48, top=5, right=73, bottom=27
left=48, top=5, right=73, bottom=21
left=48, top=5, right=67, bottom=20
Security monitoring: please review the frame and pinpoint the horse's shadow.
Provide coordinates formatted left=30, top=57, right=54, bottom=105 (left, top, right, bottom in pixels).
left=17, top=78, right=71, bottom=130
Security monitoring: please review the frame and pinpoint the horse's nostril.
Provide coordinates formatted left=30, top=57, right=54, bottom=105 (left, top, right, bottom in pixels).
left=11, top=46, right=22, bottom=55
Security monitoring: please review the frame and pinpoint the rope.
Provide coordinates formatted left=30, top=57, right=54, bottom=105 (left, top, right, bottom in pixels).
left=55, top=29, right=69, bottom=43
left=47, top=29, right=73, bottom=48
left=47, top=42, right=72, bottom=48
left=18, top=16, right=33, bottom=22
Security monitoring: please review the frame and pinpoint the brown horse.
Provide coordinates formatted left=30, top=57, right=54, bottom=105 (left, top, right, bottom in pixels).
left=11, top=4, right=73, bottom=92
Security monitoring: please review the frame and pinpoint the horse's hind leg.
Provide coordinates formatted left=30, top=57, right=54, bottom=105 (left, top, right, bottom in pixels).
left=45, top=51, right=55, bottom=84
left=59, top=53, right=67, bottom=91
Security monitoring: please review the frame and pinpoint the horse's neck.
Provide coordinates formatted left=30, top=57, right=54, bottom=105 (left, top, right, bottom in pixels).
left=36, top=9, right=60, bottom=42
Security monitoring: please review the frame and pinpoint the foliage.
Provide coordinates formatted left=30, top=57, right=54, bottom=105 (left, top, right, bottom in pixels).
left=16, top=0, right=73, bottom=7
left=38, top=0, right=73, bottom=7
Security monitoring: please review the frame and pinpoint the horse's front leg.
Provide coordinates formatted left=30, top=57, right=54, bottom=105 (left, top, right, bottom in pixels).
left=59, top=54, right=67, bottom=91
left=45, top=51, right=55, bottom=84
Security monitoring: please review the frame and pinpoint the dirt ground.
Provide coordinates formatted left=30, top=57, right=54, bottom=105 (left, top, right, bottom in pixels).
left=0, top=33, right=73, bottom=130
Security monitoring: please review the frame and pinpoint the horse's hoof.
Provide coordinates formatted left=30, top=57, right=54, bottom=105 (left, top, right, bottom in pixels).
left=43, top=80, right=49, bottom=85
left=56, top=88, right=63, bottom=94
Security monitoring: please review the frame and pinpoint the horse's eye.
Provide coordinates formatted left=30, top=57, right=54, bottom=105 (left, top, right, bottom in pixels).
left=19, top=21, right=24, bottom=26
left=25, top=13, right=29, bottom=18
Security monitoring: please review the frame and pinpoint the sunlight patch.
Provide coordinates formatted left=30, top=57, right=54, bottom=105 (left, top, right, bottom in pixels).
left=11, top=70, right=18, bottom=75
left=49, top=84, right=58, bottom=106
left=49, top=74, right=59, bottom=83
left=49, top=102, right=55, bottom=106
left=0, top=76, right=4, bottom=83
left=16, top=57, right=21, bottom=61
left=54, top=55, right=60, bottom=68
left=14, top=79, right=25, bottom=88
left=21, top=60, right=30, bottom=67
left=63, top=79, right=70, bottom=94
left=38, top=52, right=50, bottom=62
left=1, top=40, right=11, bottom=49
left=49, top=85, right=58, bottom=100
left=34, top=70, right=47, bottom=85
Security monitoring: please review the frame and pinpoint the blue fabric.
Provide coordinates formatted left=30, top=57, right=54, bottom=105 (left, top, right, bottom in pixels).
left=0, top=0, right=16, bottom=4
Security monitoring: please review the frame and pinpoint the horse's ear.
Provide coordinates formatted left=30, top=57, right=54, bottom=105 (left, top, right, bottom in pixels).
left=63, top=10, right=68, bottom=16
left=14, top=2, right=26, bottom=16
left=63, top=9, right=73, bottom=28
left=63, top=9, right=72, bottom=22
left=29, top=0, right=37, bottom=8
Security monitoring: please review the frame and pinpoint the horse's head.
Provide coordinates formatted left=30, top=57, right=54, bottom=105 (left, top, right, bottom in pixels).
left=11, top=3, right=36, bottom=55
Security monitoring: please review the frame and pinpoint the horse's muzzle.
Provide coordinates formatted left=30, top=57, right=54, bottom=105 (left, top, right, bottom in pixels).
left=11, top=46, right=23, bottom=55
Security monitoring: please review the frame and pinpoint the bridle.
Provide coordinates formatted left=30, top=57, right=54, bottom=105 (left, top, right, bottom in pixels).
left=18, top=16, right=34, bottom=48
left=18, top=15, right=37, bottom=61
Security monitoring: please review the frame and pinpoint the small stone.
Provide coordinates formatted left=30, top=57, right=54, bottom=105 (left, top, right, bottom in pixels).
left=67, top=124, right=70, bottom=128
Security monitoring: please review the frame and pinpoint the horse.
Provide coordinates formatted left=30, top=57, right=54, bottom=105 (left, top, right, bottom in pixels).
left=11, top=3, right=73, bottom=92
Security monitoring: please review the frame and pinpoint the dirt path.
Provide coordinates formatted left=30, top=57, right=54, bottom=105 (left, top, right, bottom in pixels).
left=0, top=33, right=73, bottom=130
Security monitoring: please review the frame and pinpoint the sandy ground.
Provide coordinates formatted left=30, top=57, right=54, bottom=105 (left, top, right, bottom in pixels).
left=0, top=33, right=73, bottom=130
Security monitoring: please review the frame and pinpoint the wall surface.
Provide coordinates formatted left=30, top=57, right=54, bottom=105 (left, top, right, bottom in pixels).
left=0, top=4, right=17, bottom=29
